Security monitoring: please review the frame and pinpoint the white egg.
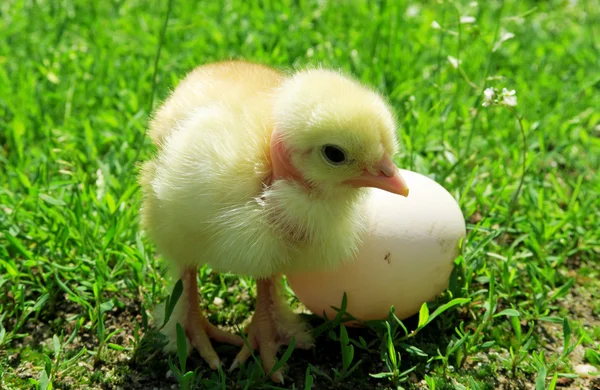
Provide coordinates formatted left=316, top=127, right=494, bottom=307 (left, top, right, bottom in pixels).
left=286, top=169, right=466, bottom=324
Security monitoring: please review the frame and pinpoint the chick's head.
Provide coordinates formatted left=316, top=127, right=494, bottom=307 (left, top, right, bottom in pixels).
left=272, top=68, right=409, bottom=197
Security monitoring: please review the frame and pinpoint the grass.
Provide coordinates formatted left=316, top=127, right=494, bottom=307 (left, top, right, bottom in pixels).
left=1, top=0, right=599, bottom=389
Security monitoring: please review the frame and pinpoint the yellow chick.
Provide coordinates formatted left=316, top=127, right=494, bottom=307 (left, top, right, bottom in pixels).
left=139, top=60, right=409, bottom=383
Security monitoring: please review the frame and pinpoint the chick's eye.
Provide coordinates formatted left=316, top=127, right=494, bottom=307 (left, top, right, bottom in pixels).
left=322, top=145, right=347, bottom=165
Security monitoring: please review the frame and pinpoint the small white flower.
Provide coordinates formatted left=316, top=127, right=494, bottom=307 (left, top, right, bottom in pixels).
left=469, top=1, right=478, bottom=7
left=405, top=5, right=420, bottom=18
left=482, top=87, right=518, bottom=107
left=493, top=28, right=516, bottom=52
left=431, top=20, right=441, bottom=29
left=447, top=55, right=461, bottom=69
left=482, top=88, right=496, bottom=107
left=96, top=168, right=106, bottom=201
left=501, top=88, right=517, bottom=107
left=460, top=15, right=476, bottom=24
left=500, top=29, right=516, bottom=41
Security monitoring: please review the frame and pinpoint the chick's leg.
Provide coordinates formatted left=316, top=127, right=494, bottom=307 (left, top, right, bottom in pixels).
left=181, top=268, right=243, bottom=369
left=231, top=275, right=313, bottom=383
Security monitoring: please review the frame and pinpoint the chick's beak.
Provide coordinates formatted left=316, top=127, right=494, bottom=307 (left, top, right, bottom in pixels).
left=345, top=153, right=409, bottom=197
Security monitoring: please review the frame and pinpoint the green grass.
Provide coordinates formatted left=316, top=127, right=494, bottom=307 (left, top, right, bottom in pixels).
left=1, top=0, right=599, bottom=389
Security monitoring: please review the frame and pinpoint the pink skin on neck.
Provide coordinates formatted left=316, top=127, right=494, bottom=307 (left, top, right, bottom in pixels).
left=269, top=129, right=409, bottom=197
left=269, top=130, right=312, bottom=187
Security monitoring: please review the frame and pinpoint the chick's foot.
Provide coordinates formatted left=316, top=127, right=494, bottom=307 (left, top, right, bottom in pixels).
left=181, top=268, right=244, bottom=370
left=230, top=275, right=314, bottom=383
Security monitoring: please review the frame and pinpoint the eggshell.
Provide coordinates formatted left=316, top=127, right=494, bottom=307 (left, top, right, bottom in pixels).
left=286, top=169, right=465, bottom=324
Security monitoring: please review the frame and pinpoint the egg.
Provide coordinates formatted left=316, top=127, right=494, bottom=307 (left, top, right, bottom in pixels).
left=286, top=169, right=466, bottom=324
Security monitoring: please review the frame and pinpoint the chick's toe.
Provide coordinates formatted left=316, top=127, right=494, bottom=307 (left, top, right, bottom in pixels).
left=178, top=268, right=243, bottom=370
left=230, top=276, right=313, bottom=383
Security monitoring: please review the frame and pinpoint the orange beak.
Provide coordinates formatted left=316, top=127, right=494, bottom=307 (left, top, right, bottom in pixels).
left=345, top=153, right=409, bottom=196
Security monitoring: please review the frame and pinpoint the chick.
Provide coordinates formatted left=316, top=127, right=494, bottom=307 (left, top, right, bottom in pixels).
left=139, top=60, right=409, bottom=383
